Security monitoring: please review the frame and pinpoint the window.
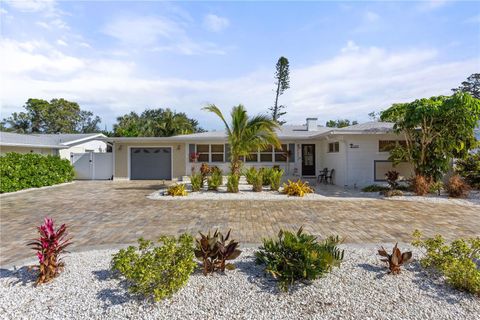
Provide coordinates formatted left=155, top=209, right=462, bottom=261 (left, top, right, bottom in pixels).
left=379, top=140, right=407, bottom=152
left=246, top=148, right=258, bottom=162
left=274, top=144, right=288, bottom=162
left=328, top=142, right=339, bottom=153
left=260, top=145, right=273, bottom=162
left=197, top=144, right=209, bottom=162
left=210, top=144, right=224, bottom=162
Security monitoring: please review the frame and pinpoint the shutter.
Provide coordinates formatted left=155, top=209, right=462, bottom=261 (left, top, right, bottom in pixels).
left=188, top=144, right=195, bottom=162
left=225, top=144, right=231, bottom=162
left=288, top=144, right=295, bottom=162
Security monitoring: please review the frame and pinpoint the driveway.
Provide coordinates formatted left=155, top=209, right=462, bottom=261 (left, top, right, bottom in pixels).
left=1, top=181, right=479, bottom=266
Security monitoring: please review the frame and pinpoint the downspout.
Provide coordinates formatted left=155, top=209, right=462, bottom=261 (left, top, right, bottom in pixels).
left=343, top=139, right=349, bottom=188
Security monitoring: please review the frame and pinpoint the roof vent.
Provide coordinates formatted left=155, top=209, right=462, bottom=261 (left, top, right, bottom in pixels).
left=306, top=118, right=318, bottom=131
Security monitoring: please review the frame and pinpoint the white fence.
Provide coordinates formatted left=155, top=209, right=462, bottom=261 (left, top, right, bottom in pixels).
left=71, top=152, right=113, bottom=180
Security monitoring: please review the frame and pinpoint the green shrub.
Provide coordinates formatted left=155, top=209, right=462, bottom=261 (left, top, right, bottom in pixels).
left=244, top=167, right=257, bottom=185
left=226, top=174, right=239, bottom=193
left=190, top=173, right=203, bottom=192
left=260, top=168, right=273, bottom=186
left=361, top=184, right=389, bottom=192
left=412, top=230, right=480, bottom=295
left=0, top=152, right=75, bottom=193
left=251, top=170, right=263, bottom=192
left=270, top=169, right=284, bottom=191
left=282, top=179, right=313, bottom=197
left=429, top=181, right=444, bottom=195
left=255, top=227, right=344, bottom=291
left=111, top=235, right=196, bottom=301
left=455, top=152, right=480, bottom=189
left=207, top=169, right=223, bottom=191
left=166, top=184, right=187, bottom=196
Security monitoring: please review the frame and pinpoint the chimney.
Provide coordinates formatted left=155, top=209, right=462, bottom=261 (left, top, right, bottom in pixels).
left=306, top=118, right=318, bottom=131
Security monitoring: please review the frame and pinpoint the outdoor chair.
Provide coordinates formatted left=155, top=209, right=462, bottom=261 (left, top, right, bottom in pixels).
left=325, top=169, right=335, bottom=184
left=317, top=168, right=328, bottom=183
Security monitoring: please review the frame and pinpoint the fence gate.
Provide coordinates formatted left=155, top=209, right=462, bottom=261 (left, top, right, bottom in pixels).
left=71, top=152, right=113, bottom=180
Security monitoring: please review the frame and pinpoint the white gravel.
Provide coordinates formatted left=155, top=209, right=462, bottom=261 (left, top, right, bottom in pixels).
left=1, top=246, right=479, bottom=320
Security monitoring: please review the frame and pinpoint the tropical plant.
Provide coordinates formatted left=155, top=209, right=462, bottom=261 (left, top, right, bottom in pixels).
left=325, top=119, right=358, bottom=128
left=385, top=170, right=400, bottom=190
left=378, top=243, right=412, bottom=274
left=255, top=227, right=344, bottom=291
left=380, top=92, right=480, bottom=182
left=455, top=152, right=480, bottom=189
left=207, top=169, right=223, bottom=191
left=452, top=73, right=480, bottom=99
left=27, top=217, right=72, bottom=285
left=200, top=163, right=210, bottom=187
left=0, top=153, right=75, bottom=193
left=429, top=181, right=444, bottom=196
left=282, top=179, right=314, bottom=197
left=260, top=167, right=273, bottom=186
left=194, top=230, right=242, bottom=275
left=445, top=174, right=470, bottom=198
left=410, top=175, right=430, bottom=196
left=412, top=230, right=480, bottom=295
left=166, top=184, right=188, bottom=196
left=244, top=167, right=258, bottom=185
left=226, top=174, right=239, bottom=193
left=382, top=189, right=404, bottom=197
left=269, top=168, right=284, bottom=191
left=111, top=235, right=196, bottom=301
left=190, top=173, right=203, bottom=192
left=269, top=56, right=290, bottom=125
left=203, top=104, right=280, bottom=176
left=251, top=169, right=263, bottom=192
left=361, top=184, right=389, bottom=192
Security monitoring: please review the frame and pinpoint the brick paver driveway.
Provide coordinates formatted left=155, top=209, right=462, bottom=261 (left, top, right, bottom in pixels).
left=1, top=181, right=479, bottom=265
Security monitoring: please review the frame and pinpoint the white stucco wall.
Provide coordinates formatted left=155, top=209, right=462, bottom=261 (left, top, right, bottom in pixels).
left=59, top=140, right=107, bottom=160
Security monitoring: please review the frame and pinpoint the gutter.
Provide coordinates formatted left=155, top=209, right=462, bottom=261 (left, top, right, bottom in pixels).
left=0, top=143, right=67, bottom=149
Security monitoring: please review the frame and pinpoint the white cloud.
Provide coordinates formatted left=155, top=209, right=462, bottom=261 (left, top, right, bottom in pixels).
left=5, top=0, right=56, bottom=12
left=56, top=39, right=67, bottom=46
left=0, top=39, right=477, bottom=129
left=364, top=11, right=379, bottom=22
left=417, top=0, right=449, bottom=11
left=341, top=40, right=359, bottom=53
left=203, top=14, right=230, bottom=32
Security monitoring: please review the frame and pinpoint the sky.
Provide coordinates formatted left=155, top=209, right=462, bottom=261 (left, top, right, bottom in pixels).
left=0, top=0, right=479, bottom=131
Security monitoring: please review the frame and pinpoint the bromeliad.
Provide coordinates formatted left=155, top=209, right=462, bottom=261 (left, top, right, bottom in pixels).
left=378, top=243, right=412, bottom=275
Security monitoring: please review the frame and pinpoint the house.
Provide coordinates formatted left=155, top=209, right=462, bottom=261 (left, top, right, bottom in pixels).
left=108, top=118, right=414, bottom=187
left=0, top=132, right=108, bottom=159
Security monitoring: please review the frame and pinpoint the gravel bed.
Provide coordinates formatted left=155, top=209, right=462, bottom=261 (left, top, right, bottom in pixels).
left=1, top=246, right=479, bottom=320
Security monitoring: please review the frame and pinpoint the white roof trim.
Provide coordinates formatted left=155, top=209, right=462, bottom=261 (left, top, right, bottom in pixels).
left=60, top=133, right=107, bottom=146
left=0, top=142, right=67, bottom=149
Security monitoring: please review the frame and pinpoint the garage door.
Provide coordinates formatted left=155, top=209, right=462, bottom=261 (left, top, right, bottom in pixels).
left=130, top=148, right=172, bottom=180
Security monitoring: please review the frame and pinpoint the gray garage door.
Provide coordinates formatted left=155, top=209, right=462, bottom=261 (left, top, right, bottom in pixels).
left=130, top=148, right=172, bottom=180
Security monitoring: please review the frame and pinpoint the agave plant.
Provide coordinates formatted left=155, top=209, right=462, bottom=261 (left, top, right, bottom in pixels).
left=28, top=217, right=72, bottom=285
left=194, top=229, right=242, bottom=275
left=378, top=243, right=412, bottom=275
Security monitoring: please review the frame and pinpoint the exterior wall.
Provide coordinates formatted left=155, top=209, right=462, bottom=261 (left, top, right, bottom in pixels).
left=0, top=146, right=57, bottom=155
left=59, top=140, right=107, bottom=160
left=114, top=142, right=185, bottom=180
left=322, top=138, right=347, bottom=186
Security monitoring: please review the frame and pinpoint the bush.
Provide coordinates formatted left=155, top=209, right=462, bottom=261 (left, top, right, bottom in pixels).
left=207, top=169, right=223, bottom=191
left=255, top=227, right=344, bottom=291
left=269, top=169, right=284, bottom=191
left=361, top=184, right=389, bottom=192
left=455, top=152, right=480, bottom=189
left=410, top=175, right=430, bottom=196
left=385, top=170, right=400, bottom=190
left=0, top=153, right=75, bottom=193
left=244, top=167, right=257, bottom=185
left=27, top=217, right=72, bottom=285
left=167, top=184, right=187, bottom=196
left=382, top=189, right=404, bottom=197
left=251, top=170, right=263, bottom=192
left=226, top=174, right=239, bottom=193
left=111, top=235, right=196, bottom=301
left=190, top=173, right=203, bottom=192
left=260, top=168, right=273, bottom=186
left=429, top=181, right=444, bottom=196
left=282, top=179, right=314, bottom=197
left=412, top=230, right=480, bottom=295
left=445, top=174, right=470, bottom=198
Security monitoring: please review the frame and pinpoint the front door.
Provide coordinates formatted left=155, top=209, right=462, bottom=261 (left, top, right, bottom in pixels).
left=301, top=144, right=315, bottom=176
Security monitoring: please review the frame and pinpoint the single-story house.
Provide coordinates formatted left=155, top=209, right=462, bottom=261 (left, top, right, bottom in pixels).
left=108, top=118, right=415, bottom=187
left=0, top=132, right=108, bottom=159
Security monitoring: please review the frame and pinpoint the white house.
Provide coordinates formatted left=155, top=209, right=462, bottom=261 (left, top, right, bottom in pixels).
left=108, top=118, right=414, bottom=187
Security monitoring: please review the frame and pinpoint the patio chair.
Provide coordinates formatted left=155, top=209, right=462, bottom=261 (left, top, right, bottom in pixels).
left=317, top=168, right=328, bottom=183
left=325, top=169, right=335, bottom=184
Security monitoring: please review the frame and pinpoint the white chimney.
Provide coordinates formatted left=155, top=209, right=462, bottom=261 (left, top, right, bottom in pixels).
left=306, top=118, right=318, bottom=131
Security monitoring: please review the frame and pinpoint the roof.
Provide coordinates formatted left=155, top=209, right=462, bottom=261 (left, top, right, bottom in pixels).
left=107, top=121, right=395, bottom=143
left=0, top=132, right=106, bottom=148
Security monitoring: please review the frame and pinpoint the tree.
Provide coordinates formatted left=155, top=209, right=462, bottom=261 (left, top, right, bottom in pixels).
left=368, top=111, right=380, bottom=121
left=112, top=108, right=204, bottom=137
left=269, top=56, right=290, bottom=125
left=452, top=73, right=480, bottom=99
left=2, top=98, right=102, bottom=133
left=325, top=119, right=358, bottom=128
left=380, top=92, right=480, bottom=181
left=203, top=104, right=280, bottom=175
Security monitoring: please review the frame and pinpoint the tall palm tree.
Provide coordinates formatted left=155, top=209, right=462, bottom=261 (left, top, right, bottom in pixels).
left=203, top=104, right=281, bottom=175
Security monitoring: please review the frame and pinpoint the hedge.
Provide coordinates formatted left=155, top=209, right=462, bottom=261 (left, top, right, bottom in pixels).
left=0, top=152, right=75, bottom=193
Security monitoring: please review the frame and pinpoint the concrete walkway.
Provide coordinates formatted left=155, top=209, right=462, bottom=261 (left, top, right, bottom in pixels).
left=1, top=181, right=479, bottom=266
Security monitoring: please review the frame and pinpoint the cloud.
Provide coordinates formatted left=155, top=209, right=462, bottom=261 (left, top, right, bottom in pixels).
left=417, top=0, right=449, bottom=11
left=364, top=11, right=379, bottom=22
left=0, top=39, right=477, bottom=129
left=4, top=0, right=56, bottom=12
left=203, top=14, right=230, bottom=32
left=102, top=15, right=226, bottom=55
left=341, top=41, right=360, bottom=53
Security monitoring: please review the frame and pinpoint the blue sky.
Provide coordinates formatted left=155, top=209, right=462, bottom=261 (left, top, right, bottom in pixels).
left=1, top=0, right=479, bottom=130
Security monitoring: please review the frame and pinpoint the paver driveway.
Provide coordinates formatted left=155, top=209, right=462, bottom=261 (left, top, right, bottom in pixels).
left=1, top=181, right=479, bottom=266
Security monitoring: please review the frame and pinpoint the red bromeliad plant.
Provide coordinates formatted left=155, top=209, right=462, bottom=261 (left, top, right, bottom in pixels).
left=28, top=217, right=72, bottom=285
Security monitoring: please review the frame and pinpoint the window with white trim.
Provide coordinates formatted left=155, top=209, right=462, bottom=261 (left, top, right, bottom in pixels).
left=328, top=142, right=339, bottom=153
left=274, top=144, right=288, bottom=162
left=260, top=145, right=273, bottom=162
left=196, top=144, right=209, bottom=162
left=210, top=144, right=224, bottom=162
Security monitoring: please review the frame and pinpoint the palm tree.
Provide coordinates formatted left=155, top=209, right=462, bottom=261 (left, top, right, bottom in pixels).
left=203, top=104, right=281, bottom=175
